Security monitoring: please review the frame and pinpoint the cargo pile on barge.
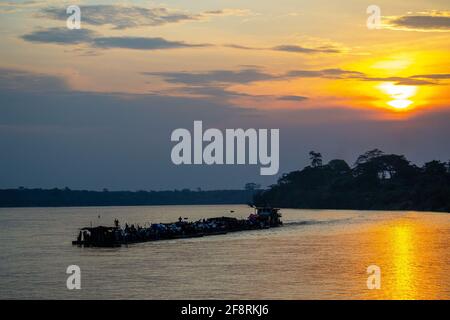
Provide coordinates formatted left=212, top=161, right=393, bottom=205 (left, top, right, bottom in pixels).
left=72, top=207, right=282, bottom=247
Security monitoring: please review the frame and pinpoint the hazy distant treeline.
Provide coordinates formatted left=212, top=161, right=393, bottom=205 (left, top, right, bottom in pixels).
left=0, top=188, right=255, bottom=208
left=253, top=149, right=450, bottom=212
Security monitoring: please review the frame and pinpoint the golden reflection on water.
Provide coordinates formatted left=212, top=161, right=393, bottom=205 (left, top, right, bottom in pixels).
left=390, top=223, right=417, bottom=299
left=364, top=216, right=445, bottom=300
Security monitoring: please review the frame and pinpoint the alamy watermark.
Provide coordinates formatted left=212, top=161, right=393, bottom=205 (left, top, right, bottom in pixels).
left=366, top=5, right=381, bottom=29
left=171, top=121, right=279, bottom=175
left=366, top=265, right=381, bottom=289
left=66, top=5, right=81, bottom=29
left=66, top=265, right=81, bottom=290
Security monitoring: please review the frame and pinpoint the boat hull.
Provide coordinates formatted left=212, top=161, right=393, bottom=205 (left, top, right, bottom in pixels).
left=73, top=224, right=280, bottom=247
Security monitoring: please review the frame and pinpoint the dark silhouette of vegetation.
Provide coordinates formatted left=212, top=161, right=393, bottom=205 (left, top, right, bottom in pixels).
left=244, top=182, right=262, bottom=191
left=0, top=188, right=255, bottom=208
left=253, top=150, right=450, bottom=212
left=309, top=151, right=323, bottom=168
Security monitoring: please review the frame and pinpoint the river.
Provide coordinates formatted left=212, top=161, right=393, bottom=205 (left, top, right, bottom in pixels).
left=0, top=205, right=448, bottom=299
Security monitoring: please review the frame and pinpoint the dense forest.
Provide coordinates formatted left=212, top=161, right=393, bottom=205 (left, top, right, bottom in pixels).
left=253, top=149, right=450, bottom=212
left=0, top=188, right=256, bottom=207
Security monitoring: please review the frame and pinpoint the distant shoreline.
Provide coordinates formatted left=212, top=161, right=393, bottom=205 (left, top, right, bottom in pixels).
left=0, top=191, right=448, bottom=213
left=0, top=188, right=255, bottom=208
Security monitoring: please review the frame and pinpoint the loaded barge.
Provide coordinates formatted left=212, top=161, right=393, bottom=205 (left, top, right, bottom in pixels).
left=72, top=207, right=282, bottom=247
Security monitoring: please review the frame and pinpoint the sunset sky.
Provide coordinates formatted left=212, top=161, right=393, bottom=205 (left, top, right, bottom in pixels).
left=0, top=0, right=449, bottom=190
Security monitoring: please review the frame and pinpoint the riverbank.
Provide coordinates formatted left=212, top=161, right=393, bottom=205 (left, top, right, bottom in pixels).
left=0, top=188, right=255, bottom=207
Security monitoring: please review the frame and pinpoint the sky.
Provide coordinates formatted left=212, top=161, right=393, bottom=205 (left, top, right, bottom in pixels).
left=0, top=0, right=449, bottom=190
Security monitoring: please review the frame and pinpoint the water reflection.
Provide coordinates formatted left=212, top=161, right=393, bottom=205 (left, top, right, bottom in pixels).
left=364, top=216, right=446, bottom=300
left=390, top=223, right=416, bottom=299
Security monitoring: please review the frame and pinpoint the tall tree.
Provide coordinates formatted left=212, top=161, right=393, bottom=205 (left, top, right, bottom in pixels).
left=309, top=151, right=323, bottom=168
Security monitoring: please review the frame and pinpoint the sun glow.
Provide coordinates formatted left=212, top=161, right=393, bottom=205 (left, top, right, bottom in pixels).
left=378, top=83, right=417, bottom=110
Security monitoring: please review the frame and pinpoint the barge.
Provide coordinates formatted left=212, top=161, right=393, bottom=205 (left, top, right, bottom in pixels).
left=72, top=207, right=282, bottom=247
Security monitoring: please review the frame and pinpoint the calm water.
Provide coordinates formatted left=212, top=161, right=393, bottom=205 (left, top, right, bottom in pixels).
left=0, top=205, right=448, bottom=299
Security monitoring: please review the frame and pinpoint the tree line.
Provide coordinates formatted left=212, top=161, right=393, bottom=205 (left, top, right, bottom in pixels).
left=0, top=188, right=256, bottom=207
left=253, top=149, right=450, bottom=212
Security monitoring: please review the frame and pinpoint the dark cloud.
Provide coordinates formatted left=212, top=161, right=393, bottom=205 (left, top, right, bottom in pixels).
left=145, top=67, right=446, bottom=93
left=174, top=85, right=308, bottom=103
left=286, top=68, right=364, bottom=78
left=358, top=76, right=429, bottom=83
left=389, top=14, right=450, bottom=31
left=203, top=10, right=225, bottom=15
left=39, top=5, right=254, bottom=30
left=145, top=68, right=369, bottom=86
left=0, top=68, right=68, bottom=92
left=224, top=44, right=258, bottom=50
left=0, top=1, right=40, bottom=13
left=319, top=69, right=365, bottom=77
left=176, top=85, right=253, bottom=99
left=21, top=27, right=209, bottom=50
left=40, top=5, right=201, bottom=29
left=388, top=78, right=435, bottom=86
left=225, top=43, right=341, bottom=54
left=92, top=37, right=209, bottom=50
left=21, top=27, right=340, bottom=55
left=355, top=75, right=441, bottom=85
left=202, top=9, right=251, bottom=16
left=285, top=70, right=322, bottom=77
left=283, top=70, right=448, bottom=86
left=272, top=45, right=340, bottom=54
left=277, top=95, right=308, bottom=101
left=21, top=27, right=97, bottom=44
left=411, top=73, right=450, bottom=80
left=144, top=69, right=276, bottom=85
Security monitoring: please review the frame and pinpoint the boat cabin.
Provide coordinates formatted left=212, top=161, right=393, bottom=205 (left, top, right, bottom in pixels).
left=75, top=226, right=120, bottom=246
left=254, top=207, right=282, bottom=226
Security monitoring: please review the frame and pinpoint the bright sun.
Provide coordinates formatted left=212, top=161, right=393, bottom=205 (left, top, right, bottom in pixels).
left=378, top=82, right=417, bottom=111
